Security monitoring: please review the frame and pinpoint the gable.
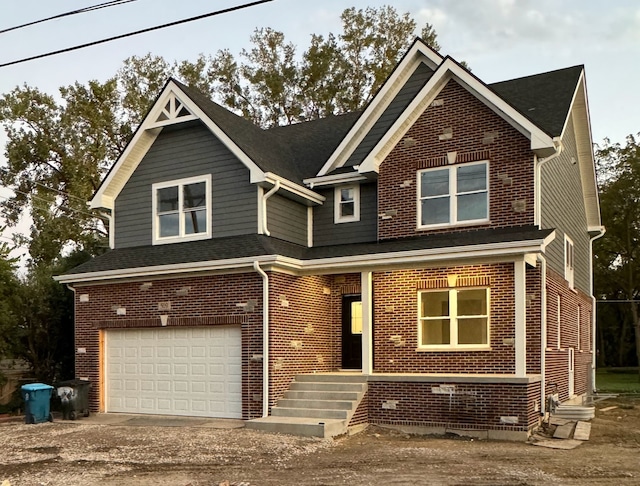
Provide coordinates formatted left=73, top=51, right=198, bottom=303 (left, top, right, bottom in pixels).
left=92, top=80, right=324, bottom=212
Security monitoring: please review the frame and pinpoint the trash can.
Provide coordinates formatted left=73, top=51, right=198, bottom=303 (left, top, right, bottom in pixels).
left=56, top=379, right=91, bottom=420
left=21, top=383, right=54, bottom=424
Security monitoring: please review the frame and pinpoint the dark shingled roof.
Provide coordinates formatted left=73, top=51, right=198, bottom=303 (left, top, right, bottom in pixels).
left=64, top=226, right=552, bottom=276
left=174, top=64, right=581, bottom=183
left=489, top=65, right=583, bottom=137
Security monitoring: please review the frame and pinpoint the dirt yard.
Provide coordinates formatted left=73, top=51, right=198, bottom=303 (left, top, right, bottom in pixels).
left=1, top=398, right=639, bottom=486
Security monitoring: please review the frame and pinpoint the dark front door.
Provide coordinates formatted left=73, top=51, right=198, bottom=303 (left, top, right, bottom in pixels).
left=342, top=295, right=362, bottom=369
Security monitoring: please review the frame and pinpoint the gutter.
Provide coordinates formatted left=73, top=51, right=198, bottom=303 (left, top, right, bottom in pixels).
left=253, top=261, right=270, bottom=418
left=589, top=226, right=606, bottom=393
left=261, top=181, right=280, bottom=236
left=534, top=139, right=563, bottom=227
left=537, top=254, right=547, bottom=415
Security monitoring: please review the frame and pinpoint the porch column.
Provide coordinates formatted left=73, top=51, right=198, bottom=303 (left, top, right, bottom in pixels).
left=361, top=271, right=373, bottom=375
left=514, top=259, right=527, bottom=377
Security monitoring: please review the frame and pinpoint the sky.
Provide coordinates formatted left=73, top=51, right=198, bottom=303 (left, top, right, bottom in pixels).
left=0, top=0, right=639, bottom=264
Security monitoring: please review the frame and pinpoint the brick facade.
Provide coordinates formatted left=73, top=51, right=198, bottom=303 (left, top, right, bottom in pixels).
left=373, top=263, right=519, bottom=374
left=544, top=268, right=594, bottom=401
left=74, top=273, right=264, bottom=419
left=378, top=79, right=535, bottom=240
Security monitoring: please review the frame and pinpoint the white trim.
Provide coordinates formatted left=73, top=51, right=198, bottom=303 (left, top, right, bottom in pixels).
left=557, top=294, right=562, bottom=349
left=334, top=184, right=360, bottom=223
left=55, top=233, right=556, bottom=284
left=361, top=271, right=373, bottom=375
left=417, top=287, right=490, bottom=350
left=417, top=160, right=489, bottom=229
left=304, top=172, right=367, bottom=188
left=261, top=181, right=280, bottom=236
left=358, top=58, right=555, bottom=175
left=253, top=261, right=270, bottom=418
left=514, top=259, right=527, bottom=377
left=262, top=173, right=325, bottom=205
left=256, top=186, right=264, bottom=234
left=151, top=174, right=212, bottom=245
left=318, top=40, right=443, bottom=177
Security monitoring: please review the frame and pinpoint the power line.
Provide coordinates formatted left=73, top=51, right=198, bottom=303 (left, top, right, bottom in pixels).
left=0, top=0, right=138, bottom=35
left=1, top=168, right=92, bottom=205
left=0, top=0, right=275, bottom=68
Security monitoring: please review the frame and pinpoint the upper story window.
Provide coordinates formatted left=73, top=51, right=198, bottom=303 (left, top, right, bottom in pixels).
left=152, top=175, right=212, bottom=245
left=335, top=184, right=360, bottom=223
left=565, top=235, right=575, bottom=289
left=418, top=287, right=490, bottom=350
left=418, top=161, right=489, bottom=229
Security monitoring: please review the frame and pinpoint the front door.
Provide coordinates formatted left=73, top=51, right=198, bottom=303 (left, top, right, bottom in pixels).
left=342, top=295, right=362, bottom=369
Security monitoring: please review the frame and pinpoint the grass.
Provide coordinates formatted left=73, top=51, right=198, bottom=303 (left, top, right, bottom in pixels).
left=597, top=368, right=640, bottom=394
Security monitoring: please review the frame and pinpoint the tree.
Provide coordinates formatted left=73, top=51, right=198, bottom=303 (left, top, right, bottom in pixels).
left=0, top=242, right=21, bottom=388
left=595, top=134, right=640, bottom=378
left=11, top=250, right=92, bottom=383
left=0, top=5, right=442, bottom=264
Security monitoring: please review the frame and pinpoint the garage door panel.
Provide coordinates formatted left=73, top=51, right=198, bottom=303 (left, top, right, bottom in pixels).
left=106, top=326, right=242, bottom=418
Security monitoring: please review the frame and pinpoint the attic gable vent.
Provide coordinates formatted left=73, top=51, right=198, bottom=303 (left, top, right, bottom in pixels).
left=154, top=92, right=194, bottom=125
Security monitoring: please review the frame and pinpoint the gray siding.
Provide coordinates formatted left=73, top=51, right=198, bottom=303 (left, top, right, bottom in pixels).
left=540, top=115, right=591, bottom=293
left=313, top=182, right=378, bottom=246
left=345, top=62, right=433, bottom=168
left=115, top=122, right=257, bottom=248
left=266, top=193, right=307, bottom=246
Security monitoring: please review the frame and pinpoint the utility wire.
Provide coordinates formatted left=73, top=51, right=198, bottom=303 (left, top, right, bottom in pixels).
left=0, top=0, right=275, bottom=68
left=0, top=188, right=101, bottom=220
left=0, top=0, right=138, bottom=35
left=1, top=168, right=92, bottom=205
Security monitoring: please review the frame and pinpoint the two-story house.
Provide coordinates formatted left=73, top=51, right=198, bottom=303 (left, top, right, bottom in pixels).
left=56, top=38, right=603, bottom=440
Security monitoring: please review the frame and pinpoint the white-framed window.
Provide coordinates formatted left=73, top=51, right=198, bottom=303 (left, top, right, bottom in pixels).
left=334, top=184, right=360, bottom=223
left=564, top=235, right=575, bottom=289
left=418, top=287, right=490, bottom=349
left=152, top=174, right=212, bottom=245
left=417, top=161, right=489, bottom=229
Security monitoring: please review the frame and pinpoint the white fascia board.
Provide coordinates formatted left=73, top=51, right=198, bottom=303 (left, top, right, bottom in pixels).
left=91, top=81, right=267, bottom=210
left=359, top=59, right=556, bottom=174
left=318, top=41, right=444, bottom=177
left=262, top=172, right=325, bottom=205
left=54, top=255, right=282, bottom=284
left=303, top=172, right=368, bottom=188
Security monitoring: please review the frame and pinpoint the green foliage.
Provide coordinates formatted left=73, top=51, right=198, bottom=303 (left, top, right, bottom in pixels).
left=0, top=242, right=21, bottom=385
left=597, top=368, right=640, bottom=393
left=595, top=134, right=640, bottom=376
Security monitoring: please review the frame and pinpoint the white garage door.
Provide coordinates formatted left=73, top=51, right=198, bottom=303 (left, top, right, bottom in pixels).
left=106, top=326, right=242, bottom=418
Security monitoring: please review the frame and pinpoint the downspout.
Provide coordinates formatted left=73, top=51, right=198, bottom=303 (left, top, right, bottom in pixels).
left=253, top=261, right=270, bottom=418
left=261, top=181, right=280, bottom=236
left=534, top=141, right=563, bottom=227
left=99, top=211, right=115, bottom=249
left=589, top=227, right=606, bottom=392
left=537, top=255, right=547, bottom=415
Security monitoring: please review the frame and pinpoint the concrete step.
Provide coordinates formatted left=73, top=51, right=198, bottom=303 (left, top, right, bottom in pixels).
left=271, top=407, right=349, bottom=419
left=294, top=373, right=367, bottom=384
left=290, top=381, right=366, bottom=392
left=277, top=398, right=354, bottom=410
left=245, top=416, right=347, bottom=438
left=283, top=390, right=361, bottom=401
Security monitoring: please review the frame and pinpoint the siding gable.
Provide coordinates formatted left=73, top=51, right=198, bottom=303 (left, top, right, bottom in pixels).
left=115, top=122, right=256, bottom=248
left=541, top=115, right=590, bottom=293
left=266, top=193, right=307, bottom=246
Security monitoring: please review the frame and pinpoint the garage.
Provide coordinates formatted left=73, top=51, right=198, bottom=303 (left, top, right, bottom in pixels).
left=105, top=326, right=242, bottom=418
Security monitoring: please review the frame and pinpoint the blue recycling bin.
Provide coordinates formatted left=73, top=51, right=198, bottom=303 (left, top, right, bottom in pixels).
left=21, top=383, right=54, bottom=424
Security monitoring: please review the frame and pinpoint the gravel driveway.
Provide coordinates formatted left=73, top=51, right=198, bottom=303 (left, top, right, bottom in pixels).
left=1, top=398, right=639, bottom=485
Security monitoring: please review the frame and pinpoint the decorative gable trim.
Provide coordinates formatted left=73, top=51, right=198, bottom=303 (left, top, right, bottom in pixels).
left=317, top=38, right=444, bottom=177
left=91, top=80, right=267, bottom=210
left=358, top=58, right=557, bottom=175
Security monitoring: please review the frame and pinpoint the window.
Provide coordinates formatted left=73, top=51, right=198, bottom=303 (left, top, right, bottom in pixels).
left=418, top=161, right=488, bottom=228
left=418, top=288, right=490, bottom=349
left=152, top=175, right=212, bottom=245
left=565, top=235, right=574, bottom=289
left=335, top=185, right=360, bottom=223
